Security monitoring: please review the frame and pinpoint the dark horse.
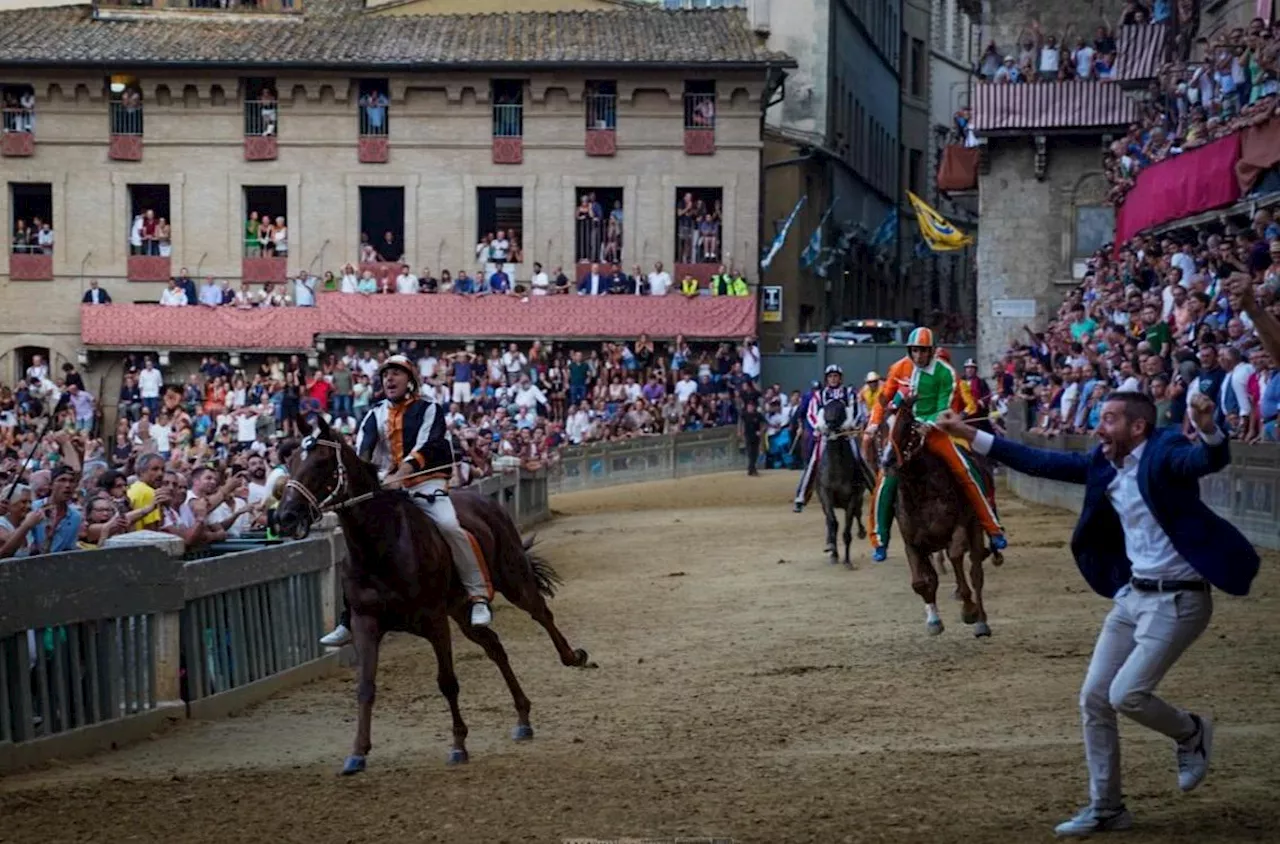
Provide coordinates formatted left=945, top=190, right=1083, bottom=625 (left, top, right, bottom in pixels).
left=274, top=414, right=590, bottom=775
left=817, top=399, right=870, bottom=567
left=877, top=396, right=1002, bottom=637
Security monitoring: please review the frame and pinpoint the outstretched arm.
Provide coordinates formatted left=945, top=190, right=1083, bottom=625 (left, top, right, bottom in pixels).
left=935, top=411, right=1091, bottom=485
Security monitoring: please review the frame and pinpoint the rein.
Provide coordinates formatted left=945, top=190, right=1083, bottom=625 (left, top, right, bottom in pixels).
left=285, top=437, right=455, bottom=521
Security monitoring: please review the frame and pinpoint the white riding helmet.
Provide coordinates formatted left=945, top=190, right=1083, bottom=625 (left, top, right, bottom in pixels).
left=824, top=364, right=843, bottom=377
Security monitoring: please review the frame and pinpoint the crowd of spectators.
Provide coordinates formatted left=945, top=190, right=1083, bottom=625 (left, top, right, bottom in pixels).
left=0, top=334, right=775, bottom=559
left=11, top=218, right=54, bottom=255
left=993, top=210, right=1280, bottom=443
left=1107, top=17, right=1280, bottom=203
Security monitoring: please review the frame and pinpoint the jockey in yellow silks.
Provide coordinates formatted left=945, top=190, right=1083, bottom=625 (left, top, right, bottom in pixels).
left=861, top=328, right=1007, bottom=563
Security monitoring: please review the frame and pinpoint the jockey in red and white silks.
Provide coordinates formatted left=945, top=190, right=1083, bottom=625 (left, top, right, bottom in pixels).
left=793, top=364, right=860, bottom=512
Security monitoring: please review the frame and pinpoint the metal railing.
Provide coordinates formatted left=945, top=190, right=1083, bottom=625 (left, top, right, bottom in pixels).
left=683, top=92, right=716, bottom=130
left=493, top=103, right=523, bottom=138
left=94, top=0, right=302, bottom=12
left=358, top=101, right=389, bottom=137
left=676, top=217, right=720, bottom=264
left=244, top=99, right=278, bottom=136
left=585, top=93, right=616, bottom=130
left=575, top=215, right=623, bottom=264
left=2, top=107, right=34, bottom=133
left=109, top=101, right=144, bottom=136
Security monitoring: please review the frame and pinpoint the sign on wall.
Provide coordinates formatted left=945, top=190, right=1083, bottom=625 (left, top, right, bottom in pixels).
left=990, top=298, right=1036, bottom=319
left=761, top=286, right=782, bottom=323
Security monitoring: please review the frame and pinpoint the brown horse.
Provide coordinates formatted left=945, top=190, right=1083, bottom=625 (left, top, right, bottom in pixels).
left=274, top=414, right=589, bottom=775
left=878, top=396, right=1003, bottom=637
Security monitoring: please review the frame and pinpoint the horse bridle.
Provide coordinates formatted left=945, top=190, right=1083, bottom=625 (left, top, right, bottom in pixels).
left=284, top=436, right=351, bottom=522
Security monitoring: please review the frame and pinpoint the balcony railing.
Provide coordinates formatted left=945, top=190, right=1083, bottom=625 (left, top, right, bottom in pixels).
left=1, top=108, right=35, bottom=157
left=492, top=103, right=523, bottom=165
left=109, top=101, right=144, bottom=160
left=584, top=93, right=616, bottom=157
left=683, top=92, right=716, bottom=155
left=575, top=216, right=622, bottom=265
left=94, top=0, right=302, bottom=13
left=243, top=99, right=279, bottom=160
left=8, top=248, right=53, bottom=281
left=358, top=100, right=389, bottom=163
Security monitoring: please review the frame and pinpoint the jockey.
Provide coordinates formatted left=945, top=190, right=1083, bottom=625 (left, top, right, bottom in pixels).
left=856, top=371, right=883, bottom=428
left=793, top=364, right=859, bottom=512
left=961, top=357, right=992, bottom=419
left=355, top=355, right=493, bottom=628
left=862, top=328, right=1007, bottom=562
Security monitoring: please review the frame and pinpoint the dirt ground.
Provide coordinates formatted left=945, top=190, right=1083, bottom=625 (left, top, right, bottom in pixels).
left=3, top=471, right=1280, bottom=844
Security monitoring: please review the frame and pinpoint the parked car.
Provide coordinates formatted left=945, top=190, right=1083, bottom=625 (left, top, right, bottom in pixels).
left=791, top=319, right=916, bottom=350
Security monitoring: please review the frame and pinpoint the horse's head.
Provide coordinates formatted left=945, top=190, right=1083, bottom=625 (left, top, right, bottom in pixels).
left=881, top=394, right=926, bottom=471
left=822, top=398, right=848, bottom=436
left=275, top=413, right=356, bottom=540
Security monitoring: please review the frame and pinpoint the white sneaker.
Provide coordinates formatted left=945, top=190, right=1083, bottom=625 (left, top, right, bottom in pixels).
left=319, top=624, right=352, bottom=647
left=469, top=602, right=492, bottom=628
left=1177, top=714, right=1214, bottom=792
left=1054, top=806, right=1133, bottom=837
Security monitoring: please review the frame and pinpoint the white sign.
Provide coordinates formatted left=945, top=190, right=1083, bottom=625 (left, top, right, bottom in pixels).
left=991, top=298, right=1037, bottom=319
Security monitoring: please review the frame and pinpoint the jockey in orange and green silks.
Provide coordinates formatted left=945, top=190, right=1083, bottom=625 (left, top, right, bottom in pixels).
left=860, top=327, right=1007, bottom=563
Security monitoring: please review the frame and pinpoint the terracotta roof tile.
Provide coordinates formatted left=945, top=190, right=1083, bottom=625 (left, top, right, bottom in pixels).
left=0, top=5, right=783, bottom=68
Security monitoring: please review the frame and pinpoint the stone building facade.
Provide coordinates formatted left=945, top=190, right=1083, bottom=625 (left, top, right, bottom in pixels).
left=0, top=0, right=784, bottom=380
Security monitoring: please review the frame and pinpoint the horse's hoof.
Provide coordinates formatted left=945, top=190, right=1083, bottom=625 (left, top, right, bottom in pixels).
left=827, top=555, right=840, bottom=565
left=339, top=755, right=367, bottom=776
left=572, top=648, right=591, bottom=668
left=926, top=619, right=945, bottom=636
left=973, top=622, right=992, bottom=638
left=842, top=559, right=854, bottom=571
left=857, top=528, right=867, bottom=540
left=447, top=748, right=470, bottom=766
left=512, top=724, right=535, bottom=742
left=992, top=550, right=1005, bottom=567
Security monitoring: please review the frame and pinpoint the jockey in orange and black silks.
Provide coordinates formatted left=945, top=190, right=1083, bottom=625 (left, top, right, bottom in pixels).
left=792, top=363, right=861, bottom=511
left=860, top=328, right=1007, bottom=563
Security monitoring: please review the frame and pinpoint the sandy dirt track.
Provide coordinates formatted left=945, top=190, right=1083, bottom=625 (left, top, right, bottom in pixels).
left=2, top=471, right=1279, bottom=844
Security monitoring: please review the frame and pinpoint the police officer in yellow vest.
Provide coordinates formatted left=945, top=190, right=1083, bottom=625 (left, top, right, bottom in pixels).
left=710, top=265, right=749, bottom=297
left=680, top=275, right=700, bottom=297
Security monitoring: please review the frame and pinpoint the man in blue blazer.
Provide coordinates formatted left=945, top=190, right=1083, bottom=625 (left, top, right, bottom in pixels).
left=936, top=391, right=1258, bottom=838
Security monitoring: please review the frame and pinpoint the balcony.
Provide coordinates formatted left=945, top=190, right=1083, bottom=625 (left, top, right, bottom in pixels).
left=93, top=0, right=302, bottom=16
left=492, top=103, right=523, bottom=165
left=683, top=92, right=715, bottom=155
left=80, top=292, right=759, bottom=350
left=8, top=251, right=53, bottom=281
left=584, top=92, right=616, bottom=157
left=358, top=100, right=389, bottom=163
left=242, top=256, right=287, bottom=283
left=128, top=254, right=171, bottom=282
left=1, top=109, right=35, bottom=157
left=243, top=99, right=278, bottom=161
left=109, top=101, right=144, bottom=161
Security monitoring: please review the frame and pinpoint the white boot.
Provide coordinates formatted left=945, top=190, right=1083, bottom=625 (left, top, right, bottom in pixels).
left=469, top=601, right=492, bottom=628
left=319, top=624, right=352, bottom=647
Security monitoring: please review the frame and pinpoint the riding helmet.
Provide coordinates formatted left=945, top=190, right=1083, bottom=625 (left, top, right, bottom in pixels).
left=824, top=364, right=843, bottom=376
left=906, top=327, right=935, bottom=348
left=377, top=354, right=420, bottom=391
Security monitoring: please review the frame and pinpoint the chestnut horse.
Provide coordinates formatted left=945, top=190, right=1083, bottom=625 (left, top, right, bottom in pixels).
left=275, top=414, right=589, bottom=775
left=876, top=395, right=1002, bottom=637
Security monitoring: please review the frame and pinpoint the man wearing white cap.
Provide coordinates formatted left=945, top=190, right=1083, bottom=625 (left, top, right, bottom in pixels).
left=319, top=354, right=492, bottom=646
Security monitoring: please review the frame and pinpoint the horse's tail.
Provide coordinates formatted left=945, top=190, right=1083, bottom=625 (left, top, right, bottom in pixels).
left=522, top=534, right=563, bottom=599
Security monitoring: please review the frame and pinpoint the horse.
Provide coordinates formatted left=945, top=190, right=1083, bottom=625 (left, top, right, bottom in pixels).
left=816, top=398, right=870, bottom=567
left=876, top=395, right=1003, bottom=637
left=274, top=414, right=590, bottom=775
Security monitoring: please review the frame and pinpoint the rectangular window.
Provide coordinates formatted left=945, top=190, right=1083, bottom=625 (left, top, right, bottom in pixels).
left=674, top=187, right=722, bottom=264
left=908, top=148, right=923, bottom=196
left=1, top=83, right=35, bottom=135
left=574, top=188, right=624, bottom=265
left=127, top=184, right=171, bottom=256
left=108, top=74, right=143, bottom=135
left=492, top=79, right=524, bottom=138
left=476, top=187, right=524, bottom=268
left=683, top=80, right=716, bottom=130
left=9, top=182, right=52, bottom=255
left=357, top=78, right=389, bottom=137
left=243, top=186, right=288, bottom=257
left=243, top=77, right=279, bottom=137
left=359, top=186, right=405, bottom=263
left=1074, top=206, right=1116, bottom=258
left=585, top=80, right=617, bottom=130
left=911, top=38, right=926, bottom=98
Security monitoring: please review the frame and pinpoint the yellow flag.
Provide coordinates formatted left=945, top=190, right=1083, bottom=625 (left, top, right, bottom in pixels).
left=907, top=191, right=973, bottom=252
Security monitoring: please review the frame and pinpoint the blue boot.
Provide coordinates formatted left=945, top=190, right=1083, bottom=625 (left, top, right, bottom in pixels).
left=990, top=533, right=1008, bottom=551
left=872, top=545, right=888, bottom=563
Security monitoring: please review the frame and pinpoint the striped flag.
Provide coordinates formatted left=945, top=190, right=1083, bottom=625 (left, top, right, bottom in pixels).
left=760, top=195, right=807, bottom=272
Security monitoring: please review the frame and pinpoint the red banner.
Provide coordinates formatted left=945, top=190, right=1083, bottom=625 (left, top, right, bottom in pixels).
left=1116, top=134, right=1242, bottom=243
left=82, top=293, right=759, bottom=350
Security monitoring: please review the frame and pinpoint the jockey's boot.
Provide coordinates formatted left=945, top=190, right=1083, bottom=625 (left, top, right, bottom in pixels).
left=469, top=600, right=493, bottom=628
left=319, top=624, right=352, bottom=647
left=871, top=545, right=888, bottom=563
left=991, top=532, right=1008, bottom=551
